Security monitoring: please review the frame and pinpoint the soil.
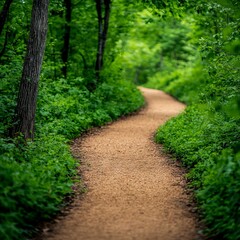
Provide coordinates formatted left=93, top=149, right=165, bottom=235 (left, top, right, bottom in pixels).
left=40, top=87, right=202, bottom=240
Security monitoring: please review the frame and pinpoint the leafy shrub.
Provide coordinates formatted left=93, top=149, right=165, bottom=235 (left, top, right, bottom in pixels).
left=156, top=100, right=240, bottom=239
left=36, top=77, right=144, bottom=138
left=0, top=136, right=77, bottom=240
left=0, top=72, right=144, bottom=239
left=197, top=150, right=240, bottom=240
left=147, top=1, right=240, bottom=238
left=146, top=61, right=208, bottom=105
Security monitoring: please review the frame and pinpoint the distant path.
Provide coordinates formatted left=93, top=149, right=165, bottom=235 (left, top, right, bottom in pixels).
left=43, top=87, right=200, bottom=240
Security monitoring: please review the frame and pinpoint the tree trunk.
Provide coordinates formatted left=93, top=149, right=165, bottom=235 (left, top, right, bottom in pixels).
left=0, top=0, right=13, bottom=36
left=61, top=0, right=72, bottom=78
left=0, top=27, right=8, bottom=59
left=11, top=0, right=49, bottom=140
left=95, top=0, right=111, bottom=84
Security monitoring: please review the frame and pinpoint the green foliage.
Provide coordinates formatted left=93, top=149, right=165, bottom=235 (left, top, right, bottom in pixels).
left=150, top=1, right=240, bottom=238
left=1, top=0, right=239, bottom=238
left=156, top=99, right=240, bottom=240
left=155, top=66, right=240, bottom=240
left=146, top=62, right=208, bottom=104
left=0, top=135, right=77, bottom=239
left=156, top=105, right=240, bottom=179
left=197, top=150, right=240, bottom=239
left=35, top=76, right=144, bottom=139
left=117, top=10, right=195, bottom=86
left=0, top=0, right=144, bottom=238
left=0, top=73, right=144, bottom=239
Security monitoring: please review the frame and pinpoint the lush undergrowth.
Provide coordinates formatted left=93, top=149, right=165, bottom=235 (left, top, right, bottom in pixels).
left=150, top=32, right=240, bottom=240
left=151, top=59, right=240, bottom=237
left=0, top=74, right=144, bottom=239
left=155, top=102, right=240, bottom=239
left=1, top=0, right=239, bottom=239
left=0, top=0, right=146, bottom=238
left=144, top=2, right=240, bottom=239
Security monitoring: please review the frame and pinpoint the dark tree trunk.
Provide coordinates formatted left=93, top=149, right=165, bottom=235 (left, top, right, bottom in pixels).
left=0, top=27, right=8, bottom=58
left=79, top=51, right=87, bottom=71
left=11, top=0, right=49, bottom=140
left=95, top=0, right=111, bottom=83
left=0, top=0, right=13, bottom=36
left=61, top=0, right=72, bottom=78
left=134, top=66, right=141, bottom=84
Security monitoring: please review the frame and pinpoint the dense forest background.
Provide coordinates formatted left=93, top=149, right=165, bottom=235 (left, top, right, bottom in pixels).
left=0, top=0, right=239, bottom=239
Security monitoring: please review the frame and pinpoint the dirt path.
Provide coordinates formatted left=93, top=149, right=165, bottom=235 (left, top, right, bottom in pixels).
left=42, top=87, right=201, bottom=240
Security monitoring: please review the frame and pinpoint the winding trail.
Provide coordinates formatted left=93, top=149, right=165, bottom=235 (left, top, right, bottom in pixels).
left=43, top=87, right=200, bottom=240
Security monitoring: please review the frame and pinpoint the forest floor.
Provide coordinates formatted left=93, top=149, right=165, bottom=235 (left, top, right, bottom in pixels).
left=38, top=87, right=203, bottom=240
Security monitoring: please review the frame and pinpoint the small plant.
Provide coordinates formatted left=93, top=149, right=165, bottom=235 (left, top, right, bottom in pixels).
left=0, top=73, right=144, bottom=239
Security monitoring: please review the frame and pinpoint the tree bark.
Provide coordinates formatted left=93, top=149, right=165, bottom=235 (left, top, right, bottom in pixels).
left=61, top=0, right=72, bottom=78
left=0, top=0, right=13, bottom=36
left=0, top=27, right=8, bottom=59
left=95, top=0, right=111, bottom=83
left=11, top=0, right=49, bottom=140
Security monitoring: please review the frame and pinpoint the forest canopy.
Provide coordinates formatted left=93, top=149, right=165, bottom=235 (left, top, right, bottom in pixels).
left=0, top=0, right=239, bottom=239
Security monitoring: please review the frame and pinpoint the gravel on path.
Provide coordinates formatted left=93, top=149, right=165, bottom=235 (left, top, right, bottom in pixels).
left=42, top=87, right=201, bottom=240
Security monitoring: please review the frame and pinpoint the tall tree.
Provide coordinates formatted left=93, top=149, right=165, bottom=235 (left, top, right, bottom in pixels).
left=61, top=0, right=72, bottom=78
left=0, top=0, right=13, bottom=36
left=11, top=0, right=49, bottom=139
left=95, top=0, right=111, bottom=81
left=0, top=26, right=8, bottom=58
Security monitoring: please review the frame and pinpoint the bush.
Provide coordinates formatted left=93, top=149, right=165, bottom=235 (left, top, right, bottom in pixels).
left=0, top=73, right=144, bottom=239
left=198, top=150, right=240, bottom=240
left=156, top=101, right=240, bottom=239
left=148, top=2, right=240, bottom=237
left=0, top=136, right=77, bottom=239
left=145, top=61, right=208, bottom=105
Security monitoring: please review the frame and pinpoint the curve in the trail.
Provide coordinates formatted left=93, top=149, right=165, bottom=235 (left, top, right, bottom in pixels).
left=42, top=87, right=200, bottom=240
